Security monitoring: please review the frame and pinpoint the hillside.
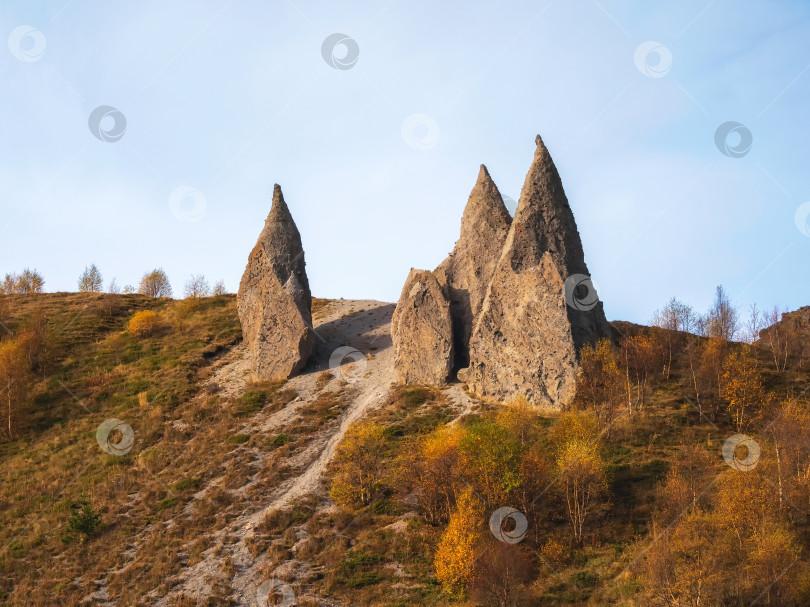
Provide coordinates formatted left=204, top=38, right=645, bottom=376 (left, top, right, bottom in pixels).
left=1, top=293, right=810, bottom=606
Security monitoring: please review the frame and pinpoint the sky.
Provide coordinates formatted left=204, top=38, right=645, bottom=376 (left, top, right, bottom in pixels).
left=1, top=0, right=808, bottom=325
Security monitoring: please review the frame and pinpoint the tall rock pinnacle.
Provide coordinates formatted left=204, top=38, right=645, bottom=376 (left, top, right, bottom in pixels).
left=465, top=135, right=609, bottom=407
left=435, top=165, right=512, bottom=368
left=237, top=184, right=314, bottom=381
left=502, top=135, right=609, bottom=347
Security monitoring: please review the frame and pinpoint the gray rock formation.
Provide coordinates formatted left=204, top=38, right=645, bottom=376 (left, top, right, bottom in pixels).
left=391, top=269, right=454, bottom=385
left=465, top=135, right=610, bottom=407
left=495, top=135, right=609, bottom=348
left=237, top=184, right=314, bottom=381
left=435, top=165, right=512, bottom=368
left=466, top=252, right=578, bottom=406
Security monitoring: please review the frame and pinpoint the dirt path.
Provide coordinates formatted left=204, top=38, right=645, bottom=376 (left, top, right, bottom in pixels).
left=152, top=299, right=397, bottom=606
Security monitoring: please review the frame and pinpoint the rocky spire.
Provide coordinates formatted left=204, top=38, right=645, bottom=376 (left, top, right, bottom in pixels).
left=238, top=184, right=314, bottom=381
left=465, top=135, right=609, bottom=407
left=505, top=135, right=588, bottom=277
left=434, top=164, right=512, bottom=368
left=506, top=135, right=609, bottom=347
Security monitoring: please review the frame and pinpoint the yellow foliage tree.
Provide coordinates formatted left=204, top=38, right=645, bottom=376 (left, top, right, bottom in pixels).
left=643, top=510, right=729, bottom=605
left=127, top=310, right=161, bottom=337
left=400, top=424, right=463, bottom=524
left=435, top=487, right=485, bottom=598
left=556, top=438, right=607, bottom=545
left=0, top=335, right=31, bottom=436
left=576, top=339, right=623, bottom=432
left=720, top=346, right=764, bottom=431
left=329, top=420, right=387, bottom=511
left=548, top=410, right=601, bottom=451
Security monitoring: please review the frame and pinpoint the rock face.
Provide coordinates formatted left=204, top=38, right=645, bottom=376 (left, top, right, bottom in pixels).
left=391, top=269, right=454, bottom=385
left=465, top=135, right=610, bottom=407
left=495, top=135, right=609, bottom=348
left=238, top=184, right=314, bottom=381
left=466, top=252, right=578, bottom=406
left=435, top=165, right=512, bottom=368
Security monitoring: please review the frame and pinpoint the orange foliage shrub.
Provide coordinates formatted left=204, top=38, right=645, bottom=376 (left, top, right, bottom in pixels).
left=127, top=310, right=161, bottom=337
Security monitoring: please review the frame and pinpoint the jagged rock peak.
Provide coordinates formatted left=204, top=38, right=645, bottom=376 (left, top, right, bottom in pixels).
left=506, top=134, right=588, bottom=279
left=258, top=184, right=310, bottom=289
left=237, top=184, right=314, bottom=382
left=434, top=164, right=512, bottom=369
left=457, top=164, right=512, bottom=243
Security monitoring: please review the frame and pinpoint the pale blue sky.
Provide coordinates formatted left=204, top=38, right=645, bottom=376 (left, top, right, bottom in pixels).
left=1, top=0, right=808, bottom=324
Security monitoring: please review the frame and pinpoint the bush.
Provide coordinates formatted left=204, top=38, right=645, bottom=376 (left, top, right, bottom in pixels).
left=271, top=433, right=290, bottom=447
left=127, top=310, right=161, bottom=337
left=67, top=496, right=102, bottom=537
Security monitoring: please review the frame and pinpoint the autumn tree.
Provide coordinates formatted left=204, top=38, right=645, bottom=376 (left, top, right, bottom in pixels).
left=330, top=420, right=388, bottom=511
left=2, top=269, right=45, bottom=294
left=548, top=410, right=601, bottom=451
left=78, top=263, right=103, bottom=292
left=494, top=395, right=539, bottom=447
left=458, top=417, right=523, bottom=509
left=435, top=487, right=485, bottom=598
left=744, top=522, right=801, bottom=605
left=619, top=333, right=658, bottom=412
left=212, top=279, right=227, bottom=296
left=398, top=424, right=462, bottom=525
left=700, top=336, right=729, bottom=418
left=761, top=306, right=792, bottom=371
left=556, top=437, right=607, bottom=545
left=472, top=541, right=533, bottom=607
left=183, top=274, right=210, bottom=299
left=742, top=302, right=763, bottom=344
left=642, top=510, right=729, bottom=605
left=138, top=269, right=172, bottom=298
left=0, top=274, right=13, bottom=294
left=656, top=442, right=716, bottom=524
left=0, top=334, right=31, bottom=436
left=720, top=346, right=765, bottom=431
left=514, top=444, right=552, bottom=539
left=765, top=398, right=810, bottom=510
left=576, top=339, right=623, bottom=432
left=706, top=284, right=738, bottom=342
left=651, top=296, right=696, bottom=378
